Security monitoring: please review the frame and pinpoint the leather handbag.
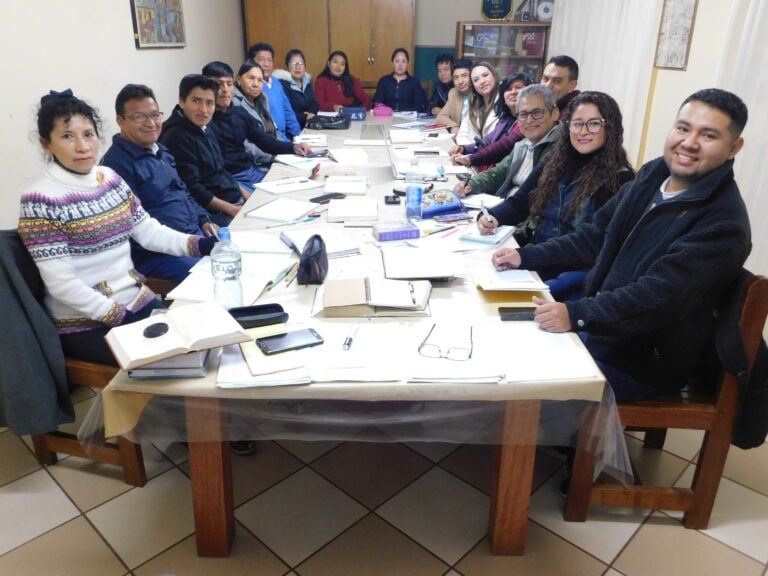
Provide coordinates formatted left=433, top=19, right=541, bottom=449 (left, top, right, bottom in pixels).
left=306, top=114, right=351, bottom=130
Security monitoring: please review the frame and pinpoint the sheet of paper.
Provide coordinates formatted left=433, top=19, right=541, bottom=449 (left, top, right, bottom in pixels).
left=467, top=265, right=549, bottom=292
left=389, top=129, right=423, bottom=144
left=462, top=193, right=505, bottom=209
left=328, top=147, right=369, bottom=165
left=229, top=230, right=293, bottom=254
left=245, top=197, right=318, bottom=222
left=382, top=245, right=462, bottom=280
left=293, top=134, right=327, bottom=146
left=324, top=175, right=368, bottom=195
left=326, top=197, right=379, bottom=223
left=280, top=226, right=361, bottom=258
left=254, top=176, right=324, bottom=195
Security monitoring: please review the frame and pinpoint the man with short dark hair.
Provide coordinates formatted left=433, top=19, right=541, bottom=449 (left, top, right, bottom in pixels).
left=493, top=88, right=751, bottom=402
left=246, top=42, right=302, bottom=141
left=541, top=54, right=580, bottom=120
left=201, top=61, right=311, bottom=190
left=436, top=58, right=473, bottom=134
left=429, top=53, right=454, bottom=115
left=160, top=74, right=246, bottom=226
left=102, top=83, right=215, bottom=282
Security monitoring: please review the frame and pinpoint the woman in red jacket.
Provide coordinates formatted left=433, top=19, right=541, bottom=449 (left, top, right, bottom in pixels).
left=314, top=50, right=371, bottom=112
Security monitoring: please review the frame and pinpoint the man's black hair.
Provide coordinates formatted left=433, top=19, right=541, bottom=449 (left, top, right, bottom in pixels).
left=682, top=88, right=748, bottom=137
left=452, top=58, right=473, bottom=73
left=547, top=55, right=579, bottom=81
left=202, top=61, right=234, bottom=79
left=114, top=84, right=156, bottom=116
left=178, top=74, right=219, bottom=100
left=246, top=42, right=274, bottom=61
left=435, top=53, right=454, bottom=67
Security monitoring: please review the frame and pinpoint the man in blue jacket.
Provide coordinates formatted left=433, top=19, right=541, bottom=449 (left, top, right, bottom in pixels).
left=102, top=83, right=216, bottom=281
left=246, top=42, right=302, bottom=141
left=492, top=88, right=751, bottom=401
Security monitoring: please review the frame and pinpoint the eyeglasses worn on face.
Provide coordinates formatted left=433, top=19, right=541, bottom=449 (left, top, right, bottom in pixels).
left=418, top=324, right=474, bottom=361
left=289, top=61, right=305, bottom=68
left=122, top=112, right=164, bottom=124
left=517, top=108, right=547, bottom=122
left=568, top=118, right=605, bottom=134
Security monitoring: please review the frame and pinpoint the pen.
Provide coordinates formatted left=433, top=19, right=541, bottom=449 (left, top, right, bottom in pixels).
left=284, top=262, right=299, bottom=286
left=408, top=282, right=417, bottom=305
left=424, top=225, right=457, bottom=236
left=275, top=179, right=309, bottom=186
left=265, top=215, right=319, bottom=229
left=480, top=201, right=492, bottom=223
left=205, top=215, right=220, bottom=240
left=343, top=324, right=359, bottom=351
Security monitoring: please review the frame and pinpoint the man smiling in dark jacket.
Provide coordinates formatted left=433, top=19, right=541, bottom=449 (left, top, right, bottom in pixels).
left=492, top=88, right=751, bottom=401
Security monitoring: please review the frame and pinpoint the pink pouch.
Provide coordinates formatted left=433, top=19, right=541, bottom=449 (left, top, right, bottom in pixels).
left=373, top=103, right=393, bottom=116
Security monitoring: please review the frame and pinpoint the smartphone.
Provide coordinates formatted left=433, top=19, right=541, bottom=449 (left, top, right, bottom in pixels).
left=456, top=173, right=471, bottom=182
left=414, top=150, right=440, bottom=156
left=310, top=192, right=346, bottom=204
left=305, top=150, right=328, bottom=158
left=434, top=212, right=472, bottom=222
left=256, top=328, right=324, bottom=355
left=384, top=194, right=401, bottom=205
left=498, top=307, right=536, bottom=321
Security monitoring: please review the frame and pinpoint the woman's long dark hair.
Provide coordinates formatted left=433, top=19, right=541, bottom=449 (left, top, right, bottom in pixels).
left=495, top=73, right=531, bottom=120
left=318, top=50, right=354, bottom=98
left=529, top=91, right=630, bottom=221
left=467, top=62, right=500, bottom=136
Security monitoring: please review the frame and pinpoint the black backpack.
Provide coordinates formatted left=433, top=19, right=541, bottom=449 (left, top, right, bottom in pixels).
left=714, top=270, right=768, bottom=449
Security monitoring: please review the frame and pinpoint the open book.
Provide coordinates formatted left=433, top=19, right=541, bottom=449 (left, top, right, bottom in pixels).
left=105, top=302, right=251, bottom=370
left=316, top=277, right=432, bottom=317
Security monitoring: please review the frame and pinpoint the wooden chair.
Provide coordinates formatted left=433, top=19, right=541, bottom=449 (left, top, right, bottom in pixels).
left=564, top=273, right=768, bottom=529
left=31, top=358, right=147, bottom=487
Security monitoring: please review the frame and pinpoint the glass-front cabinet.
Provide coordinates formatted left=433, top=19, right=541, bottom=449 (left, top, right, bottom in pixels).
left=455, top=21, right=550, bottom=81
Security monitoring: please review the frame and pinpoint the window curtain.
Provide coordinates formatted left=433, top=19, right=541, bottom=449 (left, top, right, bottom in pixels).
left=548, top=0, right=663, bottom=166
left=716, top=0, right=768, bottom=276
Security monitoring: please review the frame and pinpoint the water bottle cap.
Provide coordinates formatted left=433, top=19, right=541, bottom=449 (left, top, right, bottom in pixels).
left=219, top=227, right=231, bottom=241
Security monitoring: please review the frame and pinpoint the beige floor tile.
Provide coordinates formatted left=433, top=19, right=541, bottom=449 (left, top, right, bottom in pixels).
left=236, top=466, right=367, bottom=566
left=604, top=570, right=626, bottom=576
left=456, top=522, right=607, bottom=576
left=133, top=525, right=287, bottom=576
left=86, top=468, right=194, bottom=569
left=439, top=444, right=493, bottom=494
left=656, top=428, right=704, bottom=461
left=671, top=468, right=768, bottom=563
left=0, top=431, right=41, bottom=486
left=403, top=441, right=459, bottom=462
left=275, top=439, right=340, bottom=462
left=179, top=441, right=304, bottom=506
left=69, top=384, right=96, bottom=404
left=625, top=435, right=689, bottom=487
left=0, top=517, right=126, bottom=576
left=376, top=467, right=489, bottom=565
left=0, top=469, right=80, bottom=555
left=614, top=513, right=764, bottom=576
left=528, top=470, right=649, bottom=563
left=46, top=455, right=132, bottom=512
left=723, top=441, right=768, bottom=496
left=311, top=441, right=432, bottom=508
left=297, top=514, right=448, bottom=576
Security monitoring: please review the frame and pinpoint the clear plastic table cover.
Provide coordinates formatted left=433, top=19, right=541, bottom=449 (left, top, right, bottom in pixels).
left=81, top=383, right=632, bottom=483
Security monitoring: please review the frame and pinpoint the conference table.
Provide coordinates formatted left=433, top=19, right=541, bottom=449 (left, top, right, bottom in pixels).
left=95, top=115, right=630, bottom=558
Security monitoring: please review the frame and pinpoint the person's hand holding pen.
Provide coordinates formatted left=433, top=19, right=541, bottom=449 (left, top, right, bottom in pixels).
left=201, top=216, right=220, bottom=239
left=293, top=143, right=313, bottom=156
left=477, top=202, right=499, bottom=235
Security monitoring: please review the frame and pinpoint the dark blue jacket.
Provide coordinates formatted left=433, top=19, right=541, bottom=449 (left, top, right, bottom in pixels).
left=429, top=80, right=453, bottom=111
left=373, top=74, right=428, bottom=112
left=159, top=106, right=243, bottom=207
left=279, top=78, right=319, bottom=129
left=102, top=135, right=208, bottom=234
left=519, top=157, right=752, bottom=391
left=207, top=105, right=294, bottom=175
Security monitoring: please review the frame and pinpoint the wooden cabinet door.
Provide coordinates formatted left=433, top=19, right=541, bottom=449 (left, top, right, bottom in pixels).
left=243, top=0, right=330, bottom=77
left=329, top=0, right=372, bottom=82
left=369, top=0, right=414, bottom=80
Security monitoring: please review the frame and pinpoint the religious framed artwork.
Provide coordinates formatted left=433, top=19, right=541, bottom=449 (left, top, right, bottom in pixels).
left=655, top=0, right=698, bottom=69
left=130, top=0, right=186, bottom=49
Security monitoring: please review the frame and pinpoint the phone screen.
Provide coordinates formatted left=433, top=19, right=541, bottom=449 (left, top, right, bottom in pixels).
left=256, top=328, right=324, bottom=355
left=498, top=307, right=536, bottom=321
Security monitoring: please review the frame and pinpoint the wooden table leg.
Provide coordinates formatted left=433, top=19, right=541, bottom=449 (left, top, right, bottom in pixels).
left=488, top=399, right=541, bottom=555
left=185, top=397, right=234, bottom=557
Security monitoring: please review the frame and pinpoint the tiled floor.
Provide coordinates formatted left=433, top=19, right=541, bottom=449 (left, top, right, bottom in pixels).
left=2, top=389, right=768, bottom=576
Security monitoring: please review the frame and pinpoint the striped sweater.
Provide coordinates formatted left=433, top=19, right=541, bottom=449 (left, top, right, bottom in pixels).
left=19, top=163, right=199, bottom=333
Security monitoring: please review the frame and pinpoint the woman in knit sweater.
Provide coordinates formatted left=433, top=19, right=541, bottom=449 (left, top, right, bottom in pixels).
left=314, top=50, right=371, bottom=112
left=18, top=91, right=217, bottom=365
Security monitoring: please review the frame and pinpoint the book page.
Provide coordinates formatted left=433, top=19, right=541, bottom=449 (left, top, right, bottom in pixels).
left=229, top=230, right=293, bottom=254
left=467, top=266, right=549, bottom=292
left=245, top=197, right=318, bottom=222
left=167, top=302, right=249, bottom=350
left=254, top=176, right=324, bottom=195
left=382, top=245, right=462, bottom=280
left=324, top=176, right=368, bottom=195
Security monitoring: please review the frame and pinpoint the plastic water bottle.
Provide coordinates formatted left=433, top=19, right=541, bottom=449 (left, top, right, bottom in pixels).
left=210, top=227, right=243, bottom=309
left=405, top=156, right=423, bottom=221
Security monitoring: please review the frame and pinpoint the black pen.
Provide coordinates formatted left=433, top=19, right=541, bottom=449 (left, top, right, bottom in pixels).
left=343, top=325, right=359, bottom=351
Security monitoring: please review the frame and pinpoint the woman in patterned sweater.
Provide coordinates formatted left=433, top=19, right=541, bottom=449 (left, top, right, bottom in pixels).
left=18, top=91, right=218, bottom=365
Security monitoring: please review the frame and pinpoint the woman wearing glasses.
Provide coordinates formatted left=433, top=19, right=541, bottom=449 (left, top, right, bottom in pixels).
left=478, top=91, right=634, bottom=300
left=272, top=49, right=319, bottom=128
left=315, top=50, right=371, bottom=112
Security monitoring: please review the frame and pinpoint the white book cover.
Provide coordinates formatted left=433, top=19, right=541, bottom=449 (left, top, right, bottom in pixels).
left=326, top=197, right=379, bottom=223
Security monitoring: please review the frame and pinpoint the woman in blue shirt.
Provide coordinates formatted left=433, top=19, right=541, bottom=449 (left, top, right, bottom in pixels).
left=373, top=47, right=427, bottom=112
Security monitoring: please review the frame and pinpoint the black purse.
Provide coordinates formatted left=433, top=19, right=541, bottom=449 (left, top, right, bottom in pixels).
left=306, top=114, right=351, bottom=130
left=297, top=234, right=328, bottom=285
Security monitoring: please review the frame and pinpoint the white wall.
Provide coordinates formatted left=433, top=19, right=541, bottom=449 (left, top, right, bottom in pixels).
left=415, top=0, right=485, bottom=46
left=0, top=0, right=244, bottom=230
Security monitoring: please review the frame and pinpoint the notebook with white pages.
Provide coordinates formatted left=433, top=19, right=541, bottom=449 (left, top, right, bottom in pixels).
left=244, top=197, right=318, bottom=222
left=326, top=197, right=379, bottom=224
left=254, top=176, right=324, bottom=195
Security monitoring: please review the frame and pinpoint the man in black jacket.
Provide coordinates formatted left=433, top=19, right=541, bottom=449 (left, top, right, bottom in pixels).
left=160, top=74, right=245, bottom=226
left=492, top=88, right=751, bottom=401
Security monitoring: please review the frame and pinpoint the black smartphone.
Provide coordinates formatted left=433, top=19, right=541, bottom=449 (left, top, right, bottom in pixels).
left=256, top=328, right=324, bottom=355
left=309, top=192, right=346, bottom=204
left=384, top=194, right=401, bottom=205
left=498, top=306, right=536, bottom=321
left=456, top=173, right=471, bottom=182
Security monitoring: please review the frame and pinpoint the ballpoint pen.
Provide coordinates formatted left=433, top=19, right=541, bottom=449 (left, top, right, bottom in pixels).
left=205, top=215, right=220, bottom=240
left=342, top=324, right=359, bottom=351
left=479, top=201, right=492, bottom=223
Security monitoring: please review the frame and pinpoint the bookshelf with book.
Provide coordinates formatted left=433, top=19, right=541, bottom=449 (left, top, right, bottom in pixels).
left=455, top=21, right=550, bottom=81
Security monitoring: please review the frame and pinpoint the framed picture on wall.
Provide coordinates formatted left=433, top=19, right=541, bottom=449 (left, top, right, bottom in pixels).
left=130, top=0, right=186, bottom=49
left=655, top=0, right=698, bottom=69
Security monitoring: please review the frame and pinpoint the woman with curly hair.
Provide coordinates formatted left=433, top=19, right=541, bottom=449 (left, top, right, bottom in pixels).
left=478, top=91, right=635, bottom=299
